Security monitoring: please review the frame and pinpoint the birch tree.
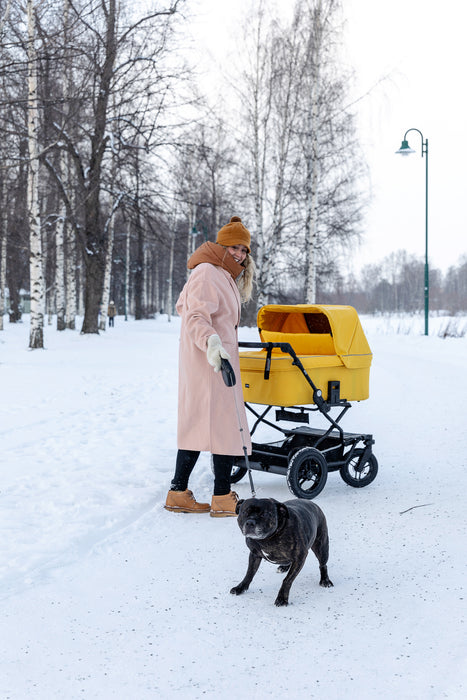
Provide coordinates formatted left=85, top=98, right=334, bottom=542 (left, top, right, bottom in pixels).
left=0, top=4, right=10, bottom=330
left=51, top=0, right=184, bottom=334
left=98, top=144, right=120, bottom=330
left=236, top=0, right=363, bottom=305
left=53, top=0, right=71, bottom=331
left=238, top=4, right=302, bottom=307
left=27, top=0, right=45, bottom=349
left=294, top=0, right=364, bottom=302
left=0, top=176, right=6, bottom=330
left=295, top=0, right=338, bottom=302
left=238, top=2, right=273, bottom=306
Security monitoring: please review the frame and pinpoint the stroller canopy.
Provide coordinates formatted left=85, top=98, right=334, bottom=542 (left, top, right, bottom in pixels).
left=257, top=304, right=372, bottom=369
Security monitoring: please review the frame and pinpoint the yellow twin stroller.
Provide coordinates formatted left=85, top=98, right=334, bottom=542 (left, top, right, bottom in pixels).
left=233, top=304, right=378, bottom=499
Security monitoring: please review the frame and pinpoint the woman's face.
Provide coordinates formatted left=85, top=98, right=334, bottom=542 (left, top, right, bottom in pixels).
left=227, top=245, right=248, bottom=264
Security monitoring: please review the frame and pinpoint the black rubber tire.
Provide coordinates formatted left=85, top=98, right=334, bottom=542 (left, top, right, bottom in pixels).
left=286, top=447, right=328, bottom=500
left=340, top=448, right=378, bottom=488
left=211, top=455, right=247, bottom=484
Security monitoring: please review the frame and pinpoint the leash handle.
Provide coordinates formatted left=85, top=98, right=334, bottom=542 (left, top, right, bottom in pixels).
left=220, top=358, right=236, bottom=387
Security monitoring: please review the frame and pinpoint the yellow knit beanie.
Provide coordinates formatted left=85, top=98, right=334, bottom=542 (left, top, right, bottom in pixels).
left=216, top=216, right=251, bottom=253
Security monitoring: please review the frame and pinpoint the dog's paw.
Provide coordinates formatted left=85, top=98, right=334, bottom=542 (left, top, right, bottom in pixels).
left=230, top=584, right=247, bottom=596
left=277, top=565, right=290, bottom=573
left=320, top=577, right=334, bottom=588
left=274, top=595, right=289, bottom=607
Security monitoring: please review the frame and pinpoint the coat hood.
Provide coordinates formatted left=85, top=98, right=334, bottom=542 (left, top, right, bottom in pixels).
left=187, top=241, right=244, bottom=281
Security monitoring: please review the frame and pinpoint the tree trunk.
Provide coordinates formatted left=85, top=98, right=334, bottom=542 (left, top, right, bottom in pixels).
left=133, top=144, right=145, bottom=320
left=304, top=93, right=319, bottom=303
left=154, top=254, right=160, bottom=313
left=167, top=216, right=176, bottom=321
left=56, top=0, right=70, bottom=331
left=0, top=171, right=6, bottom=330
left=98, top=149, right=119, bottom=331
left=55, top=173, right=66, bottom=331
left=143, top=245, right=149, bottom=313
left=0, top=184, right=6, bottom=331
left=98, top=210, right=116, bottom=331
left=65, top=212, right=77, bottom=329
left=80, top=0, right=116, bottom=334
left=81, top=254, right=104, bottom=333
left=303, top=3, right=322, bottom=304
left=27, top=0, right=45, bottom=349
left=124, top=226, right=130, bottom=320
left=250, top=8, right=269, bottom=307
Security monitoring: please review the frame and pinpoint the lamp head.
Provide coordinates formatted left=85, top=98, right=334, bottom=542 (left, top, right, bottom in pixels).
left=395, top=139, right=416, bottom=156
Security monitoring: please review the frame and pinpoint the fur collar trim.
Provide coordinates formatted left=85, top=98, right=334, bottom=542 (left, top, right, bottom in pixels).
left=187, top=241, right=244, bottom=281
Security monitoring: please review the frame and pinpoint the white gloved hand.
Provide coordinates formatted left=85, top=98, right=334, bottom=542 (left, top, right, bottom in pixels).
left=206, top=334, right=231, bottom=372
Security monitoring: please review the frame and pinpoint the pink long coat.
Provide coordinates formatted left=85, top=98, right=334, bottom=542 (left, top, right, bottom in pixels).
left=176, top=262, right=251, bottom=456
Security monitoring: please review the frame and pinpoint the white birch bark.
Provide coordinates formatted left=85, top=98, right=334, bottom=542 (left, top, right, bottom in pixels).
left=154, top=256, right=160, bottom=314
left=56, top=169, right=67, bottom=330
left=98, top=129, right=119, bottom=331
left=302, top=0, right=325, bottom=303
left=124, top=226, right=130, bottom=320
left=98, top=201, right=117, bottom=331
left=249, top=4, right=269, bottom=308
left=143, top=244, right=149, bottom=312
left=304, top=90, right=320, bottom=303
left=243, top=2, right=299, bottom=308
left=0, top=2, right=8, bottom=331
left=27, top=0, right=45, bottom=349
left=65, top=212, right=77, bottom=329
left=166, top=215, right=176, bottom=321
left=0, top=191, right=6, bottom=331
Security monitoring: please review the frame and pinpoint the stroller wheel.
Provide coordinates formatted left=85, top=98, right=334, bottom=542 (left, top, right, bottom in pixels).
left=286, top=447, right=328, bottom=500
left=211, top=456, right=247, bottom=484
left=340, top=448, right=378, bottom=488
left=230, top=464, right=247, bottom=484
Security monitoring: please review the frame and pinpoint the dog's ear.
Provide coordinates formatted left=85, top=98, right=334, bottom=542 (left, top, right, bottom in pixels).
left=276, top=501, right=289, bottom=521
left=235, top=499, right=245, bottom=514
left=267, top=498, right=289, bottom=521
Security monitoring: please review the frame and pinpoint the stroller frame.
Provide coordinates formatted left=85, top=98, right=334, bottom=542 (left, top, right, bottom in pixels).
left=232, top=341, right=378, bottom=499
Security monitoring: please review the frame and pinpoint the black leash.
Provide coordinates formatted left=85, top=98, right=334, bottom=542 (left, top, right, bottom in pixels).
left=221, top=358, right=256, bottom=498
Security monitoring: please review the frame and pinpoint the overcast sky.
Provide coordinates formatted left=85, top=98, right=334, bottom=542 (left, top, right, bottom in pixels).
left=187, top=0, right=467, bottom=274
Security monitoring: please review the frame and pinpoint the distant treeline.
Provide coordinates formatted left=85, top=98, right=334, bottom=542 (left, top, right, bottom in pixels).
left=318, top=250, right=467, bottom=315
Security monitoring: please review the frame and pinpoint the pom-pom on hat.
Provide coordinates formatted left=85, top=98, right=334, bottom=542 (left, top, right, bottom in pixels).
left=216, top=216, right=251, bottom=253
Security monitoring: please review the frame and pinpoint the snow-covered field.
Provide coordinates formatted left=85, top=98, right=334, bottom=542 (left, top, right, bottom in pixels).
left=1, top=312, right=466, bottom=699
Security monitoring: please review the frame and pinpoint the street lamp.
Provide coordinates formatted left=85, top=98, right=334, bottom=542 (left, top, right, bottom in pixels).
left=395, top=128, right=429, bottom=336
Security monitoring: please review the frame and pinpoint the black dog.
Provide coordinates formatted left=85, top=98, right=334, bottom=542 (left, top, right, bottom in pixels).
left=231, top=497, right=333, bottom=606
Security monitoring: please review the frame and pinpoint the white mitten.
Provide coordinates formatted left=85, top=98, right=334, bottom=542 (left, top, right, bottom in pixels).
left=206, top=334, right=231, bottom=372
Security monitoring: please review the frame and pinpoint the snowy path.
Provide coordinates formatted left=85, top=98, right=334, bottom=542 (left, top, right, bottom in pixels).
left=0, top=315, right=466, bottom=699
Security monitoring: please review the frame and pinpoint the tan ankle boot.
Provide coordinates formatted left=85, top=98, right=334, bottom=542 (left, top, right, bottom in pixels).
left=210, top=491, right=239, bottom=518
left=164, top=489, right=210, bottom=513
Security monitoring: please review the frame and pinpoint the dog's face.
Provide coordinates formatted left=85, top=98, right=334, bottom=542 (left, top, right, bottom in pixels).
left=236, top=498, right=287, bottom=540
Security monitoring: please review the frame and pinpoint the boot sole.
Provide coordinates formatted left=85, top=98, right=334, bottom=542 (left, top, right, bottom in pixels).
left=164, top=505, right=210, bottom=513
left=210, top=511, right=237, bottom=518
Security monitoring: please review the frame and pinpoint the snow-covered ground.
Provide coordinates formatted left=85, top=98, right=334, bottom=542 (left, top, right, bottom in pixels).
left=1, top=312, right=466, bottom=699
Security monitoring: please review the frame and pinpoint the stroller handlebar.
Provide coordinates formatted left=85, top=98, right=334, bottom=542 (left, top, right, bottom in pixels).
left=238, top=341, right=326, bottom=410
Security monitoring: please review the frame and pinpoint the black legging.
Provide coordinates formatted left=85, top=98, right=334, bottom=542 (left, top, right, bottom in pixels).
left=171, top=449, right=234, bottom=496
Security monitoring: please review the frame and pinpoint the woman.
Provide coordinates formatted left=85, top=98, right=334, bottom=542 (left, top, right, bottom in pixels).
left=165, top=216, right=255, bottom=517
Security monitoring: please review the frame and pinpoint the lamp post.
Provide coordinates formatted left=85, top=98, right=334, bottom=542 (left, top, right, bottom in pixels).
left=395, top=128, right=429, bottom=336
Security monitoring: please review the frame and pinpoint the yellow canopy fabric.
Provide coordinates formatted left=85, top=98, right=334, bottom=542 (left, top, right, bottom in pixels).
left=256, top=304, right=372, bottom=369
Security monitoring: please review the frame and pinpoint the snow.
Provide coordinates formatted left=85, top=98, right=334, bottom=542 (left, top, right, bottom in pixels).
left=1, top=313, right=466, bottom=699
